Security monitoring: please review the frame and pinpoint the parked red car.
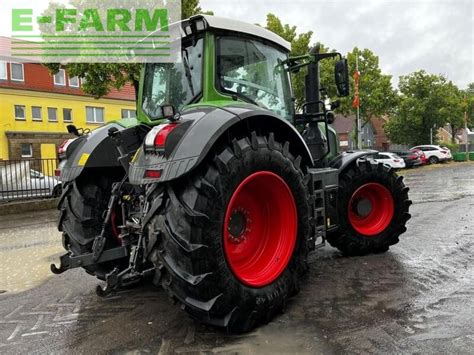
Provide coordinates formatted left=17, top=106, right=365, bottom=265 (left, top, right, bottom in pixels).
left=410, top=149, right=428, bottom=164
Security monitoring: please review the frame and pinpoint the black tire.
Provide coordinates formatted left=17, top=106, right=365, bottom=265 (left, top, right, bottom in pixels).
left=429, top=156, right=439, bottom=164
left=148, top=133, right=310, bottom=333
left=326, top=161, right=411, bottom=256
left=58, top=170, right=125, bottom=279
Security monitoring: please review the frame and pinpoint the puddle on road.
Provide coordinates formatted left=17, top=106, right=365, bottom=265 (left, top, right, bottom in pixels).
left=0, top=219, right=63, bottom=293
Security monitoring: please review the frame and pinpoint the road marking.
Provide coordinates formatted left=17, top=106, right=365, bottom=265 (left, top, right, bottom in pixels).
left=4, top=306, right=23, bottom=319
left=21, top=331, right=49, bottom=337
left=31, top=315, right=44, bottom=331
left=21, top=312, right=54, bottom=315
left=32, top=301, right=45, bottom=311
left=7, top=325, right=22, bottom=341
left=45, top=321, right=77, bottom=327
left=48, top=303, right=76, bottom=307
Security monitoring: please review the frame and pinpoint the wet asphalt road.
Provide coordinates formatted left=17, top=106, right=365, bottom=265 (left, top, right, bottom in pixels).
left=0, top=162, right=473, bottom=354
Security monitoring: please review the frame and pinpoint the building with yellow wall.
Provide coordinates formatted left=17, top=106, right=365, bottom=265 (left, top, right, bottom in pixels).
left=0, top=57, right=136, bottom=160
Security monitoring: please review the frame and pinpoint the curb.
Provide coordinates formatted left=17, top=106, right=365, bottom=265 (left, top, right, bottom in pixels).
left=0, top=198, right=59, bottom=216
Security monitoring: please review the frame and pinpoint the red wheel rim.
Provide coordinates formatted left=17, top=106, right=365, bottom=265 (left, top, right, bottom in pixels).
left=348, top=183, right=395, bottom=236
left=110, top=209, right=122, bottom=244
left=223, top=171, right=298, bottom=288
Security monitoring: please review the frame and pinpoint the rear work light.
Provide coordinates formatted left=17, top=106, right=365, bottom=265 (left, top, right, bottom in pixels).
left=144, top=123, right=179, bottom=152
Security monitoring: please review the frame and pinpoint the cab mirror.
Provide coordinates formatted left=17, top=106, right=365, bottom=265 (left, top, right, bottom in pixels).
left=335, top=59, right=350, bottom=97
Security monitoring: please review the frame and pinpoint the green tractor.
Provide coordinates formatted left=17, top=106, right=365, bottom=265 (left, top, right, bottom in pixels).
left=52, top=15, right=411, bottom=332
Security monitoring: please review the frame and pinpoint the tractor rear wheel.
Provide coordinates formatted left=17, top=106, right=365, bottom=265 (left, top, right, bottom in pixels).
left=58, top=169, right=126, bottom=279
left=149, top=133, right=310, bottom=333
left=326, top=161, right=411, bottom=256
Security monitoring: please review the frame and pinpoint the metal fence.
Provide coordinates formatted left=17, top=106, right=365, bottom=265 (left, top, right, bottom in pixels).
left=0, top=158, right=61, bottom=203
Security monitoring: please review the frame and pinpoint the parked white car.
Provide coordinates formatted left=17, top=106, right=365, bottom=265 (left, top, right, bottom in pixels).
left=0, top=169, right=62, bottom=201
left=371, top=152, right=406, bottom=169
left=410, top=145, right=451, bottom=164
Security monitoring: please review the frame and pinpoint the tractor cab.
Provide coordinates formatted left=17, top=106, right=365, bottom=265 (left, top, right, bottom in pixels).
left=137, top=15, right=349, bottom=162
left=139, top=15, right=293, bottom=119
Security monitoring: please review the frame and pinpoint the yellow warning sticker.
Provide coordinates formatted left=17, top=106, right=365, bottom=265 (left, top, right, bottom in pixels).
left=131, top=148, right=141, bottom=163
left=77, top=153, right=90, bottom=166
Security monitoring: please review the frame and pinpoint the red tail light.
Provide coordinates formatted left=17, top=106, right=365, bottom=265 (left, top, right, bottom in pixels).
left=58, top=140, right=69, bottom=155
left=154, top=123, right=179, bottom=148
left=394, top=159, right=401, bottom=162
left=54, top=169, right=61, bottom=177
left=144, top=123, right=179, bottom=152
left=441, top=150, right=447, bottom=154
left=144, top=170, right=162, bottom=179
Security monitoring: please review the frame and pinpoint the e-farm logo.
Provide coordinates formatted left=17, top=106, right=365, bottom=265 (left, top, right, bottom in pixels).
left=5, top=0, right=181, bottom=63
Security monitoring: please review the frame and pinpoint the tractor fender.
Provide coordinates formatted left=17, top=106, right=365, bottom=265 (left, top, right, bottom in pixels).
left=128, top=104, right=314, bottom=185
left=328, top=149, right=378, bottom=173
left=59, top=123, right=125, bottom=182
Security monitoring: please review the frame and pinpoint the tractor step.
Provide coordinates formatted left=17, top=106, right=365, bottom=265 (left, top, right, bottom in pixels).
left=307, top=168, right=339, bottom=249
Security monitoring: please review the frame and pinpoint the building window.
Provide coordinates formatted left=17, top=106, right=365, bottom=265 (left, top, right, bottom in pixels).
left=63, top=108, right=73, bottom=122
left=21, top=143, right=33, bottom=158
left=48, top=107, right=58, bottom=122
left=14, top=105, right=26, bottom=120
left=32, top=106, right=42, bottom=121
left=0, top=61, right=6, bottom=80
left=86, top=106, right=104, bottom=124
left=10, top=63, right=24, bottom=81
left=121, top=109, right=136, bottom=119
left=69, top=76, right=80, bottom=88
left=54, top=69, right=66, bottom=86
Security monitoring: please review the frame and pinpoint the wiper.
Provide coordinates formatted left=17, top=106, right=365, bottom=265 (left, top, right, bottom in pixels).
left=182, top=49, right=195, bottom=96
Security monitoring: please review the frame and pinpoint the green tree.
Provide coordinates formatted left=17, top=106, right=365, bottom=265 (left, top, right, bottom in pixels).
left=265, top=15, right=396, bottom=122
left=442, top=82, right=464, bottom=143
left=465, top=82, right=474, bottom=129
left=182, top=0, right=213, bottom=18
left=43, top=0, right=210, bottom=99
left=336, top=48, right=397, bottom=122
left=385, top=70, right=461, bottom=145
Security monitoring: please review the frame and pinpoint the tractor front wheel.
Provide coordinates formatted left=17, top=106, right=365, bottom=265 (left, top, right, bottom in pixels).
left=326, top=161, right=411, bottom=256
left=149, top=133, right=310, bottom=333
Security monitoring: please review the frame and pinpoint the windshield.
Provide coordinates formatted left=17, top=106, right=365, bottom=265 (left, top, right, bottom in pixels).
left=142, top=37, right=203, bottom=118
left=216, top=36, right=293, bottom=120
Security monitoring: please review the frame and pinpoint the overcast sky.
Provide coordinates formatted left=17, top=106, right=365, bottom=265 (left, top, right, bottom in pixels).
left=201, top=0, right=473, bottom=90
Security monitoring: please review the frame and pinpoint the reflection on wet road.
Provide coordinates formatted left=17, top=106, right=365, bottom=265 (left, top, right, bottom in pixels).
left=0, top=162, right=473, bottom=353
left=0, top=211, right=63, bottom=293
